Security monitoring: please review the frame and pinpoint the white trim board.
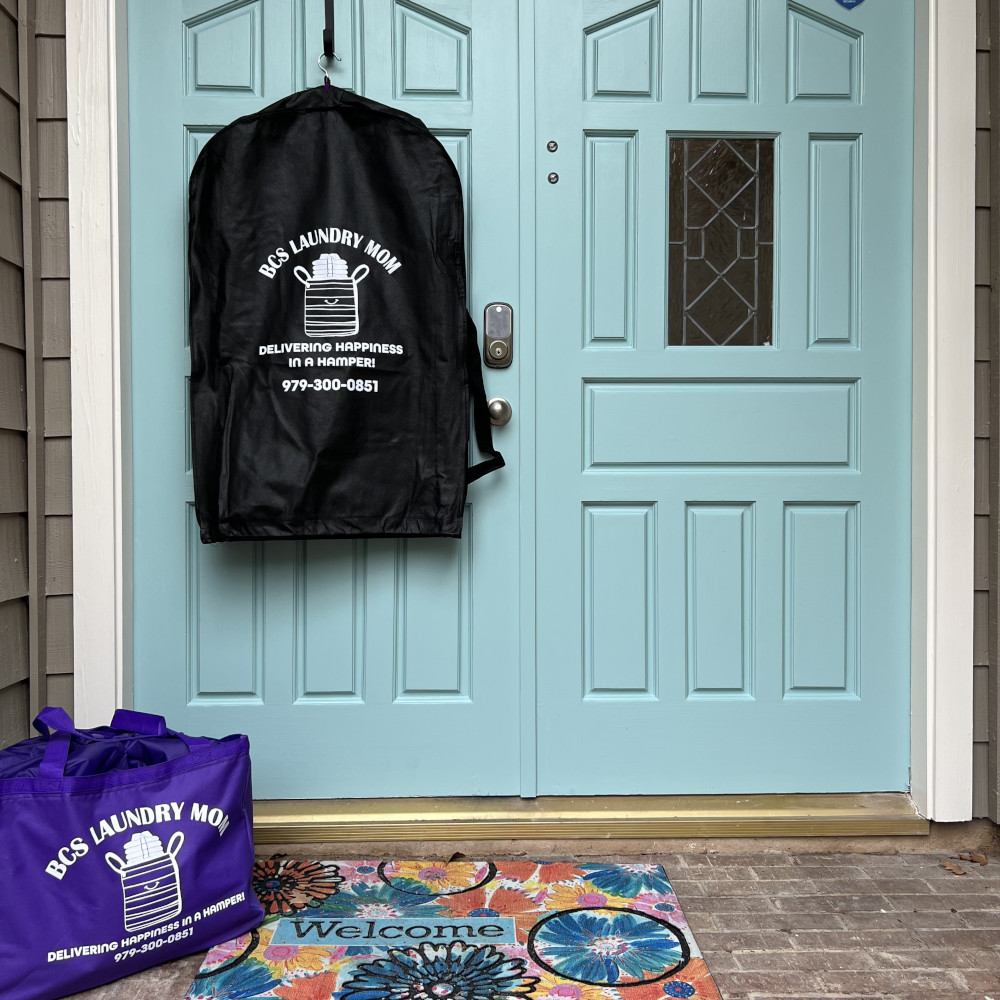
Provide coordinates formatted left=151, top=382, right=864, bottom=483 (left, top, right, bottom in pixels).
left=66, top=0, right=131, bottom=725
left=66, top=0, right=976, bottom=820
left=910, top=0, right=976, bottom=821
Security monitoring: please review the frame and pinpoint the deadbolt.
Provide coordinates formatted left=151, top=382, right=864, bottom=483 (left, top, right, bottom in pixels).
left=548, top=172, right=559, bottom=184
left=488, top=397, right=513, bottom=426
left=547, top=140, right=558, bottom=152
left=484, top=302, right=513, bottom=369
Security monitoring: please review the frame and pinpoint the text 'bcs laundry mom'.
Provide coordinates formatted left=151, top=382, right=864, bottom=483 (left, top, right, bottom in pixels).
left=44, top=800, right=231, bottom=880
left=258, top=227, right=404, bottom=279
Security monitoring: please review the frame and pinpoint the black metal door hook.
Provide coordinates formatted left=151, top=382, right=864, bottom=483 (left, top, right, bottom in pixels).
left=323, top=0, right=335, bottom=61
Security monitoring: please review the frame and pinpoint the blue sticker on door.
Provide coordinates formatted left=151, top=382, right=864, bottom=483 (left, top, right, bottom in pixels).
left=834, top=0, right=866, bottom=9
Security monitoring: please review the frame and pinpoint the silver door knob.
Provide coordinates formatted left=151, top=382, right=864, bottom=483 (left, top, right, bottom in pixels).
left=488, top=397, right=512, bottom=426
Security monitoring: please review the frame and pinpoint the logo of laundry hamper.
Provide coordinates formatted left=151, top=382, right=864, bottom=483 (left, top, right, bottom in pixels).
left=294, top=253, right=369, bottom=337
left=105, top=830, right=184, bottom=931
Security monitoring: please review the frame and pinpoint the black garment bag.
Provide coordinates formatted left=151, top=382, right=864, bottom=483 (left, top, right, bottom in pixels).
left=188, top=85, right=503, bottom=542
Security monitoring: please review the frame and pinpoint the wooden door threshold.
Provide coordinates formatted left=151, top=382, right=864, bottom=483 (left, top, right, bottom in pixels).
left=253, top=792, right=927, bottom=843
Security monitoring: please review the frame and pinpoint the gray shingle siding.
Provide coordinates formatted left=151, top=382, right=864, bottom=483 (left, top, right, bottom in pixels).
left=0, top=0, right=72, bottom=751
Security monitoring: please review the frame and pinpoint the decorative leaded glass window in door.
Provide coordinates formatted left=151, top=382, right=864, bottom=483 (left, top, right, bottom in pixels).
left=668, top=137, right=774, bottom=346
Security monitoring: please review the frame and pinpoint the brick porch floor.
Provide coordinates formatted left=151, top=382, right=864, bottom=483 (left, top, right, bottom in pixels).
left=666, top=850, right=1000, bottom=998
left=66, top=851, right=1000, bottom=1000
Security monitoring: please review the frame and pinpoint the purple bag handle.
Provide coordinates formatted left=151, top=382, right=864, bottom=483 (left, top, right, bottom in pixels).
left=36, top=707, right=173, bottom=739
left=111, top=708, right=212, bottom=750
left=32, top=706, right=81, bottom=736
left=33, top=708, right=212, bottom=777
left=111, top=708, right=168, bottom=735
left=39, top=730, right=73, bottom=778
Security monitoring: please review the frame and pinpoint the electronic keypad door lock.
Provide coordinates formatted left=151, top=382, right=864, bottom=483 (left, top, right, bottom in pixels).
left=483, top=302, right=513, bottom=368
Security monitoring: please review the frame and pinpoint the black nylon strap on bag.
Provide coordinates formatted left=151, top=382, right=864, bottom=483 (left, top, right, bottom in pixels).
left=465, top=312, right=505, bottom=484
left=189, top=85, right=503, bottom=542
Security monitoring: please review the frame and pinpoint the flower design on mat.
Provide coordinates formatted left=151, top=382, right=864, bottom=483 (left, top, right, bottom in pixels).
left=532, top=969, right=613, bottom=1000
left=339, top=862, right=384, bottom=884
left=494, top=863, right=588, bottom=886
left=528, top=909, right=687, bottom=986
left=383, top=861, right=492, bottom=895
left=185, top=958, right=284, bottom=999
left=340, top=942, right=537, bottom=1000
left=441, top=885, right=543, bottom=936
left=319, top=881, right=449, bottom=918
left=261, top=943, right=326, bottom=975
left=199, top=932, right=256, bottom=972
left=273, top=970, right=343, bottom=1000
left=544, top=885, right=628, bottom=913
left=255, top=923, right=354, bottom=977
left=578, top=866, right=674, bottom=899
left=612, top=960, right=719, bottom=1000
left=253, top=859, right=345, bottom=916
left=629, top=893, right=686, bottom=928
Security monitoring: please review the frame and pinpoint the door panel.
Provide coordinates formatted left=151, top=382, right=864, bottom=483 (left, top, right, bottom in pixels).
left=128, top=0, right=521, bottom=798
left=534, top=0, right=913, bottom=793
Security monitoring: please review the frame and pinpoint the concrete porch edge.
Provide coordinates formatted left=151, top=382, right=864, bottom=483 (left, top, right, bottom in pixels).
left=252, top=793, right=928, bottom=843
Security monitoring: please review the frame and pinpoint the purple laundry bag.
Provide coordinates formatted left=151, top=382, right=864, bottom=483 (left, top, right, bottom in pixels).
left=0, top=707, right=264, bottom=1000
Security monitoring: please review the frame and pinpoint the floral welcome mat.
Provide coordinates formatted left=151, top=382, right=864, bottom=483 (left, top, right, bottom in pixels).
left=184, top=859, right=720, bottom=1000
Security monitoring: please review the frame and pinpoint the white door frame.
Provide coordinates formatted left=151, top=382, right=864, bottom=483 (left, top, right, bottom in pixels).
left=65, top=0, right=976, bottom=821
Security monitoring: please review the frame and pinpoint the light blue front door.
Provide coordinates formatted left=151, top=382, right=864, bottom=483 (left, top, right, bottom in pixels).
left=128, top=0, right=523, bottom=798
left=534, top=0, right=912, bottom=793
left=129, top=0, right=913, bottom=798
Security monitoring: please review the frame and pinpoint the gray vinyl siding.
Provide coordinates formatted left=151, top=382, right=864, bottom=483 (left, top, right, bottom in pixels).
left=36, top=0, right=72, bottom=711
left=33, top=0, right=72, bottom=714
left=0, top=0, right=71, bottom=751
left=0, top=0, right=31, bottom=749
left=985, top=0, right=1000, bottom=823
